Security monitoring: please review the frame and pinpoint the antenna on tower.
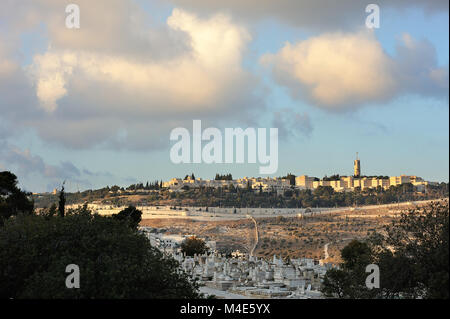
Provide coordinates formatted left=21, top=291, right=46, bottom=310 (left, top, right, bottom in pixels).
left=356, top=152, right=359, bottom=160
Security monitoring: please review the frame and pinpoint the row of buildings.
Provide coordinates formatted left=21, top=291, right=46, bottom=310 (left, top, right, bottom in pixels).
left=295, top=174, right=432, bottom=192
left=163, top=175, right=291, bottom=193
left=295, top=155, right=433, bottom=191
left=163, top=174, right=431, bottom=193
left=163, top=155, right=433, bottom=194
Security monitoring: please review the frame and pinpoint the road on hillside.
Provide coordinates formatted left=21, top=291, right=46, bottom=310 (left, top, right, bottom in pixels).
left=248, top=215, right=259, bottom=257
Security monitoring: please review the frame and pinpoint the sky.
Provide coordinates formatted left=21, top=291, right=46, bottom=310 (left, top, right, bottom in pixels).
left=0, top=0, right=448, bottom=192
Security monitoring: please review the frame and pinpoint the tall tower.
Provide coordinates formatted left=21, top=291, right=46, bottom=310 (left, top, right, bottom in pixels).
left=354, top=152, right=361, bottom=177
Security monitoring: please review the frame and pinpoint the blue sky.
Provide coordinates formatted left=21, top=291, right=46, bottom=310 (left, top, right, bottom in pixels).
left=0, top=0, right=448, bottom=192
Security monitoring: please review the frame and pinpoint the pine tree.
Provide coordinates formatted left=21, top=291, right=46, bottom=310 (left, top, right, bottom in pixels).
left=58, top=183, right=66, bottom=218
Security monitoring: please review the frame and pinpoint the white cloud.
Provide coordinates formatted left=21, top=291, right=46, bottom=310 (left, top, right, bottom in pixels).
left=27, top=8, right=253, bottom=113
left=30, top=51, right=77, bottom=112
left=261, top=30, right=448, bottom=110
left=7, top=7, right=263, bottom=149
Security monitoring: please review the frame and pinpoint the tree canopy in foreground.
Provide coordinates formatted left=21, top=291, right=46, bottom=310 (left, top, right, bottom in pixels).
left=0, top=171, right=33, bottom=226
left=0, top=205, right=200, bottom=299
left=322, top=201, right=449, bottom=299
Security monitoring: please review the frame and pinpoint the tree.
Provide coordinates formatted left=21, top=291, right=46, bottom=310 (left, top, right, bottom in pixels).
left=0, top=206, right=200, bottom=299
left=58, top=183, right=66, bottom=217
left=0, top=171, right=34, bottom=226
left=322, top=201, right=449, bottom=299
left=321, top=240, right=377, bottom=299
left=284, top=190, right=293, bottom=197
left=321, top=268, right=352, bottom=298
left=215, top=173, right=232, bottom=181
left=112, top=206, right=142, bottom=229
left=370, top=201, right=449, bottom=299
left=181, top=236, right=208, bottom=257
left=40, top=203, right=58, bottom=219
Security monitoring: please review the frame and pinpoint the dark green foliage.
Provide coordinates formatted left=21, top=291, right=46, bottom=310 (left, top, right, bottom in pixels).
left=371, top=201, right=449, bottom=299
left=321, top=240, right=377, bottom=299
left=41, top=203, right=58, bottom=219
left=126, top=181, right=162, bottom=191
left=182, top=173, right=196, bottom=180
left=180, top=236, right=208, bottom=257
left=0, top=171, right=34, bottom=226
left=322, top=201, right=449, bottom=299
left=58, top=183, right=66, bottom=218
left=321, top=268, right=352, bottom=299
left=0, top=206, right=200, bottom=299
left=215, top=173, right=232, bottom=181
left=111, top=206, right=142, bottom=229
left=341, top=240, right=372, bottom=270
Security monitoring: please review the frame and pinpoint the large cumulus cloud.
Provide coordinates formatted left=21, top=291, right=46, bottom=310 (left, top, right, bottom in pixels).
left=1, top=2, right=265, bottom=150
left=29, top=8, right=254, bottom=114
left=261, top=30, right=448, bottom=110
